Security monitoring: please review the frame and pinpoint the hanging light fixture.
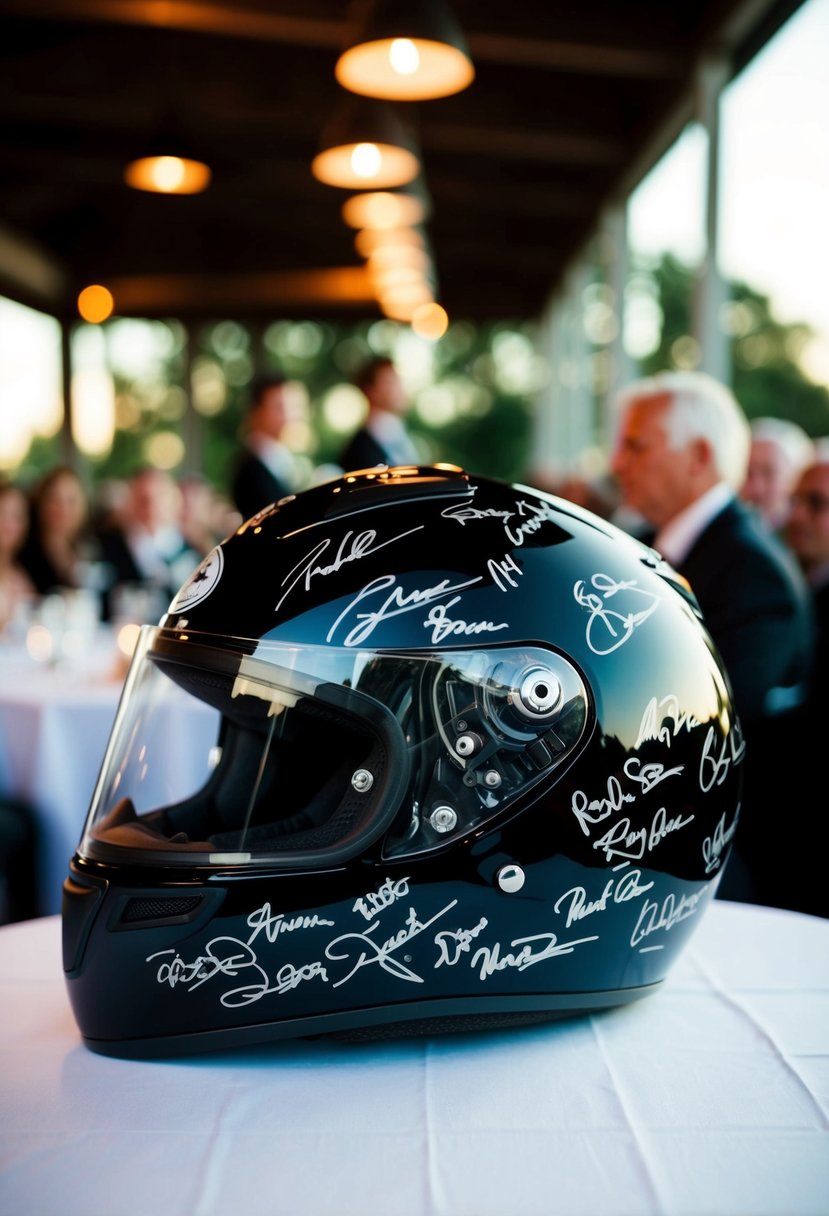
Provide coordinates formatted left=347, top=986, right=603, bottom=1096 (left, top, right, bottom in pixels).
left=124, top=152, right=211, bottom=195
left=342, top=176, right=432, bottom=231
left=123, top=37, right=212, bottom=196
left=336, top=0, right=474, bottom=101
left=312, top=96, right=420, bottom=189
left=354, top=225, right=426, bottom=257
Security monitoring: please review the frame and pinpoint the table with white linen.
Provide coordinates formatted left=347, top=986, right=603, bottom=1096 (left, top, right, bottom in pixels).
left=0, top=636, right=217, bottom=915
left=0, top=902, right=827, bottom=1216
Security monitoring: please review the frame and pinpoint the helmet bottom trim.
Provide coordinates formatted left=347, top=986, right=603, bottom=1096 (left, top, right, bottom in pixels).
left=77, top=984, right=661, bottom=1059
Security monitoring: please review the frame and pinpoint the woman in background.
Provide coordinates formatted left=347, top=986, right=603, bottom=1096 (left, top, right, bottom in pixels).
left=0, top=479, right=35, bottom=633
left=19, top=465, right=93, bottom=595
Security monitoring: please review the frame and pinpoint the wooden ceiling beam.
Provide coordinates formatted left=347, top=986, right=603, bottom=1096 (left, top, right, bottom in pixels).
left=0, top=0, right=683, bottom=80
left=104, top=265, right=376, bottom=315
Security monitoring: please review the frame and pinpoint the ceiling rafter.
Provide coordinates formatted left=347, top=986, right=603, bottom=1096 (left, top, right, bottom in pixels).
left=0, top=0, right=806, bottom=321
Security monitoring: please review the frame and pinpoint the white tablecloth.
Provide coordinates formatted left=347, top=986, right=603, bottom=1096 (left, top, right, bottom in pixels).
left=0, top=902, right=827, bottom=1216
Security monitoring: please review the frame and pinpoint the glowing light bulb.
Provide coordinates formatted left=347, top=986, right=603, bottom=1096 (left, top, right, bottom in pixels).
left=412, top=303, right=449, bottom=341
left=151, top=156, right=187, bottom=192
left=351, top=142, right=382, bottom=179
left=389, top=38, right=420, bottom=76
left=77, top=284, right=114, bottom=324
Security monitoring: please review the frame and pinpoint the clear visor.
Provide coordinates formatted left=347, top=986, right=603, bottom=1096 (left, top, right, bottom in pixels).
left=80, top=625, right=589, bottom=869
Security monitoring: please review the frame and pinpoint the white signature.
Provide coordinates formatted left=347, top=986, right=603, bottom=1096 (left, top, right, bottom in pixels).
left=326, top=574, right=484, bottom=646
left=434, top=918, right=489, bottom=967
left=275, top=526, right=423, bottom=611
left=441, top=504, right=515, bottom=527
left=702, top=808, right=740, bottom=873
left=574, top=573, right=661, bottom=655
left=554, top=869, right=654, bottom=928
left=699, top=723, right=746, bottom=792
left=631, top=888, right=706, bottom=948
left=487, top=553, right=523, bottom=591
left=353, top=876, right=410, bottom=921
left=246, top=903, right=335, bottom=945
left=571, top=775, right=636, bottom=837
left=424, top=597, right=509, bottom=644
left=147, top=938, right=329, bottom=1008
left=326, top=902, right=459, bottom=987
left=441, top=498, right=559, bottom=549
left=504, top=499, right=560, bottom=546
left=635, top=694, right=704, bottom=749
left=591, top=805, right=695, bottom=863
left=570, top=762, right=683, bottom=836
left=471, top=931, right=598, bottom=980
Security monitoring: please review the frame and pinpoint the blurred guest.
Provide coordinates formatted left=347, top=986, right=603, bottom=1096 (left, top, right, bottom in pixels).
left=338, top=356, right=419, bottom=472
left=783, top=458, right=829, bottom=916
left=178, top=473, right=223, bottom=556
left=0, top=795, right=40, bottom=923
left=612, top=371, right=814, bottom=909
left=531, top=468, right=622, bottom=522
left=97, top=466, right=199, bottom=620
left=19, top=465, right=93, bottom=595
left=230, top=375, right=304, bottom=521
left=741, top=416, right=814, bottom=532
left=787, top=460, right=829, bottom=609
left=89, top=476, right=129, bottom=535
left=0, top=480, right=35, bottom=633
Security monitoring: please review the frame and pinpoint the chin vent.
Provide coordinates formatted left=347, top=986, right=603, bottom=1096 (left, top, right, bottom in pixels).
left=331, top=1010, right=567, bottom=1043
left=120, top=895, right=203, bottom=925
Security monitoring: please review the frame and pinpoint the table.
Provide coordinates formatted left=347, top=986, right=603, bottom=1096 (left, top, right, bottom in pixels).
left=0, top=902, right=827, bottom=1216
left=0, top=635, right=218, bottom=915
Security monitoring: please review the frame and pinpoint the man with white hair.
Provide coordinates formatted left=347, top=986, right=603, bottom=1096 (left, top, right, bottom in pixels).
left=741, top=416, right=814, bottom=531
left=612, top=371, right=814, bottom=907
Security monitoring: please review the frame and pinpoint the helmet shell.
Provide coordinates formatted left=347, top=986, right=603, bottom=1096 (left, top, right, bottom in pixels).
left=63, top=466, right=743, bottom=1056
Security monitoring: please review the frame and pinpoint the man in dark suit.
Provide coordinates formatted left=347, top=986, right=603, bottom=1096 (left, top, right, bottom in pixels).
left=783, top=458, right=829, bottom=917
left=338, top=356, right=419, bottom=472
left=612, top=371, right=814, bottom=910
left=231, top=375, right=302, bottom=521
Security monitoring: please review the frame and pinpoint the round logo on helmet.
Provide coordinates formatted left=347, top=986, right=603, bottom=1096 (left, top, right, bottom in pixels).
left=169, top=545, right=224, bottom=613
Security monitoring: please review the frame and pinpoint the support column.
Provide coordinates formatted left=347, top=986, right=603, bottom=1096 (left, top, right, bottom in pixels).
left=694, top=55, right=731, bottom=384
left=181, top=322, right=203, bottom=474
left=602, top=204, right=636, bottom=448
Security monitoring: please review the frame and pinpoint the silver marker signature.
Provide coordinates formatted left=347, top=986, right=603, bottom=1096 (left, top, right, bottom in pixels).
left=631, top=888, right=706, bottom=947
left=554, top=869, right=654, bottom=928
left=326, top=900, right=459, bottom=987
left=326, top=574, right=483, bottom=646
left=471, top=931, right=598, bottom=980
left=424, top=597, right=509, bottom=644
left=574, top=573, right=660, bottom=655
left=591, top=805, right=695, bottom=863
left=276, top=526, right=423, bottom=611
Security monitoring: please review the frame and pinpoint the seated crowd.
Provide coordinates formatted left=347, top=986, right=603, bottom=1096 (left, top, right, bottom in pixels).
left=2, top=379, right=828, bottom=923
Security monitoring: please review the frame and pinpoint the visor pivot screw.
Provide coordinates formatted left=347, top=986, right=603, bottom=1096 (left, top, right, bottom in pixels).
left=483, top=769, right=502, bottom=788
left=497, top=864, right=526, bottom=894
left=513, top=668, right=562, bottom=719
left=456, top=732, right=482, bottom=758
left=352, top=768, right=374, bottom=793
left=430, top=805, right=458, bottom=833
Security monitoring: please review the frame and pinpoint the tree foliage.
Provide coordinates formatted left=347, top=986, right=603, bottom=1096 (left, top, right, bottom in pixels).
left=641, top=253, right=829, bottom=436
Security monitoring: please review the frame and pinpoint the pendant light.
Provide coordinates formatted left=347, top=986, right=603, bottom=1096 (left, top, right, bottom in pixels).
left=312, top=97, right=420, bottom=190
left=123, top=37, right=212, bottom=195
left=341, top=175, right=432, bottom=231
left=124, top=153, right=211, bottom=195
left=336, top=0, right=474, bottom=101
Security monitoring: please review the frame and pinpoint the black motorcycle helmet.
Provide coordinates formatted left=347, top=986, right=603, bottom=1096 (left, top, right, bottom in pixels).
left=63, top=464, right=743, bottom=1057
